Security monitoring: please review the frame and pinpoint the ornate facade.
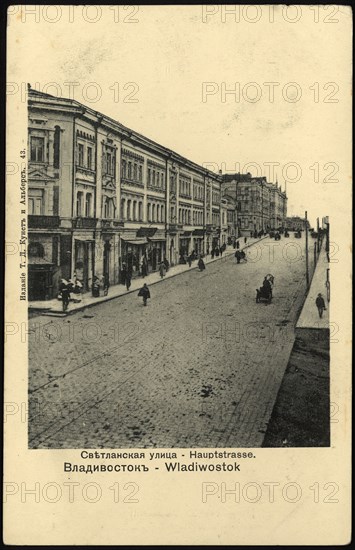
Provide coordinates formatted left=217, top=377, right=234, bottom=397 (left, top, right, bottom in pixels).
left=27, top=87, right=223, bottom=300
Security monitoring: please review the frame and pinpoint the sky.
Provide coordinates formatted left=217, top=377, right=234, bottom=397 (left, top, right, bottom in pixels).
left=8, top=4, right=352, bottom=228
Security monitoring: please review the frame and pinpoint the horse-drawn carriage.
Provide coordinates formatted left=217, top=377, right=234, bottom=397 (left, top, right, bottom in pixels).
left=256, top=274, right=274, bottom=304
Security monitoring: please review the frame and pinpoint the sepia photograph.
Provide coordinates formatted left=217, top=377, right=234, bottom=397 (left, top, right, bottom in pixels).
left=5, top=4, right=351, bottom=545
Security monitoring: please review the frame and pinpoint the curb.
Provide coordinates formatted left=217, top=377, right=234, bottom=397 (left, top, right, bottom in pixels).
left=30, top=236, right=269, bottom=317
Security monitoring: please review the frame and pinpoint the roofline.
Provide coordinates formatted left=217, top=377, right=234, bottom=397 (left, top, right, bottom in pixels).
left=28, top=87, right=222, bottom=181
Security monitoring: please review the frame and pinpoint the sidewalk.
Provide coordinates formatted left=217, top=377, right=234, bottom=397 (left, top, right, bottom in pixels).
left=29, top=237, right=267, bottom=317
left=296, top=241, right=329, bottom=332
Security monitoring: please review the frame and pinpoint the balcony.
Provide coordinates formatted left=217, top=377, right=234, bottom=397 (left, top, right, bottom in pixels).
left=28, top=215, right=60, bottom=229
left=72, top=217, right=97, bottom=229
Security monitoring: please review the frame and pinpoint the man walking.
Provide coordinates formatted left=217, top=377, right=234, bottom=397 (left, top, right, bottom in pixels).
left=138, top=283, right=150, bottom=306
left=126, top=269, right=132, bottom=291
left=159, top=261, right=166, bottom=279
left=315, top=293, right=327, bottom=318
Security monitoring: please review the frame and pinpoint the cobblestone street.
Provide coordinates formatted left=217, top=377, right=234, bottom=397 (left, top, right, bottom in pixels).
left=29, top=236, right=314, bottom=449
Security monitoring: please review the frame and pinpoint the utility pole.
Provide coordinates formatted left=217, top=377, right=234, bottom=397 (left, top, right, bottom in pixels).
left=305, top=210, right=309, bottom=288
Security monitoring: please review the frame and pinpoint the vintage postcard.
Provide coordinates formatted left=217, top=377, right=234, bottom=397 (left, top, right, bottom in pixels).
left=4, top=4, right=352, bottom=545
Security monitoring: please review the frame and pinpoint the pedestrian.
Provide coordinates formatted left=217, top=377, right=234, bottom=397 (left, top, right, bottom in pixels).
left=141, top=257, right=148, bottom=278
left=315, top=293, right=326, bottom=318
left=125, top=269, right=132, bottom=291
left=92, top=275, right=100, bottom=297
left=219, top=246, right=223, bottom=256
left=120, top=263, right=127, bottom=286
left=244, top=236, right=247, bottom=244
left=138, top=283, right=150, bottom=306
left=159, top=261, right=166, bottom=279
left=236, top=240, right=240, bottom=250
left=163, top=257, right=169, bottom=272
left=59, top=279, right=70, bottom=312
left=188, top=255, right=192, bottom=267
left=235, top=250, right=241, bottom=264
left=211, top=249, right=215, bottom=259
left=198, top=257, right=205, bottom=271
left=103, top=272, right=110, bottom=296
left=215, top=247, right=220, bottom=257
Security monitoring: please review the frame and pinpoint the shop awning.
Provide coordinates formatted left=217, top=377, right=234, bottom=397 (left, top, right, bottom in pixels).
left=193, top=229, right=205, bottom=236
left=148, top=230, right=166, bottom=242
left=121, top=237, right=148, bottom=245
left=136, top=227, right=157, bottom=237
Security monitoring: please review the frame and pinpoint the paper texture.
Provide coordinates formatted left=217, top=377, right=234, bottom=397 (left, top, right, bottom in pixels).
left=4, top=5, right=352, bottom=545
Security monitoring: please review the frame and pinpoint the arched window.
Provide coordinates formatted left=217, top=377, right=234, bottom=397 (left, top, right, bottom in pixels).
left=28, top=242, right=45, bottom=258
left=104, top=198, right=109, bottom=219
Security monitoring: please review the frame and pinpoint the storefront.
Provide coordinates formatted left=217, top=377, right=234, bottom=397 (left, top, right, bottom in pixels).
left=192, top=229, right=204, bottom=255
left=74, top=238, right=95, bottom=292
left=179, top=231, right=191, bottom=261
left=120, top=237, right=148, bottom=279
left=28, top=260, right=55, bottom=301
left=147, top=230, right=166, bottom=272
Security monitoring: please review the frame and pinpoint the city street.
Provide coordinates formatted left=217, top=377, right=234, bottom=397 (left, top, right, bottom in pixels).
left=29, top=236, right=314, bottom=449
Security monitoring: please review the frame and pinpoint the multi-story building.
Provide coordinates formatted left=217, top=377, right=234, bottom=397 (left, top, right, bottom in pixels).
left=27, top=87, right=223, bottom=300
left=222, top=173, right=287, bottom=235
left=285, top=216, right=310, bottom=231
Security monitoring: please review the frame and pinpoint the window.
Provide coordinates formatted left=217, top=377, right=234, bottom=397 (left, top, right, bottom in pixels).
left=138, top=202, right=143, bottom=221
left=85, top=194, right=92, bottom=217
left=78, top=143, right=84, bottom=167
left=104, top=198, right=109, bottom=219
left=107, top=153, right=112, bottom=174
left=127, top=200, right=132, bottom=220
left=30, top=137, right=45, bottom=162
left=28, top=242, right=44, bottom=258
left=139, top=165, right=143, bottom=182
left=161, top=205, right=164, bottom=222
left=76, top=192, right=83, bottom=216
left=54, top=126, right=60, bottom=168
left=28, top=197, right=43, bottom=215
left=148, top=168, right=151, bottom=185
left=121, top=198, right=126, bottom=219
left=122, top=159, right=126, bottom=178
left=152, top=204, right=156, bottom=222
left=133, top=164, right=137, bottom=181
left=132, top=201, right=137, bottom=221
left=128, top=162, right=132, bottom=179
left=87, top=147, right=93, bottom=170
left=152, top=171, right=156, bottom=186
left=147, top=203, right=151, bottom=222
